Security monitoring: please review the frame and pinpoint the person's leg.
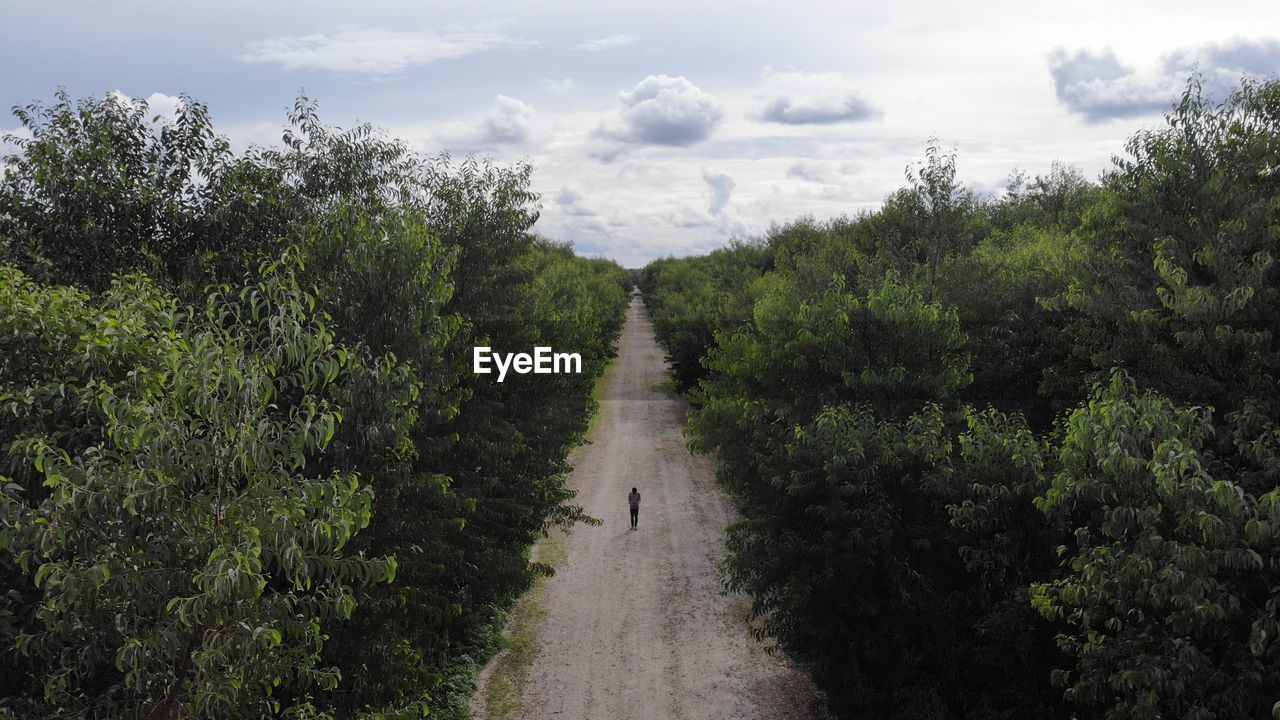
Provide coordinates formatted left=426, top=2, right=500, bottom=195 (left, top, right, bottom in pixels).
left=630, top=508, right=638, bottom=528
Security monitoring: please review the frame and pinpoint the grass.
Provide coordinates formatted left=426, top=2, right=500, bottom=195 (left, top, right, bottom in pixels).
left=652, top=377, right=677, bottom=395
left=585, top=356, right=618, bottom=437
left=469, top=526, right=566, bottom=720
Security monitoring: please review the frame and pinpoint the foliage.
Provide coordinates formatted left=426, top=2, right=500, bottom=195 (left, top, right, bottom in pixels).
left=0, top=90, right=629, bottom=717
left=645, top=75, right=1280, bottom=719
left=0, top=263, right=401, bottom=718
left=1034, top=373, right=1280, bottom=719
left=0, top=90, right=295, bottom=295
left=638, top=241, right=770, bottom=392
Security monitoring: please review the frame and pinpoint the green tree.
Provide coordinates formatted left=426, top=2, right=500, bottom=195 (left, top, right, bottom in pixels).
left=1, top=89, right=630, bottom=717
left=0, top=263, right=402, bottom=718
left=1061, top=78, right=1280, bottom=487
left=691, top=270, right=974, bottom=717
left=1034, top=373, right=1280, bottom=720
left=0, top=90, right=298, bottom=294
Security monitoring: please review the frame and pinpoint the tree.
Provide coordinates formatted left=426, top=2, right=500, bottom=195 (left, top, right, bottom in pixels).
left=1, top=89, right=630, bottom=717
left=0, top=262, right=402, bottom=718
left=1034, top=373, right=1280, bottom=720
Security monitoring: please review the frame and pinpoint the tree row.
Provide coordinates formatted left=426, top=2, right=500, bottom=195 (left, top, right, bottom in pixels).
left=0, top=91, right=630, bottom=718
left=641, top=77, right=1280, bottom=720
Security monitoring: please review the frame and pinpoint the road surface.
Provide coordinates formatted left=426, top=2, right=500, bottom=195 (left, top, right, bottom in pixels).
left=471, top=297, right=816, bottom=720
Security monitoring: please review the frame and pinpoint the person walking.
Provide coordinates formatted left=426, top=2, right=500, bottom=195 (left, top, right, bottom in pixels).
left=627, top=487, right=641, bottom=530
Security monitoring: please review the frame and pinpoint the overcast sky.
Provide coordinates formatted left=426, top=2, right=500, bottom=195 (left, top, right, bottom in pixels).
left=3, top=1, right=1279, bottom=266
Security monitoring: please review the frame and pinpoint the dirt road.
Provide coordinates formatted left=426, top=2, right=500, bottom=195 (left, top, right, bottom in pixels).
left=471, top=297, right=815, bottom=720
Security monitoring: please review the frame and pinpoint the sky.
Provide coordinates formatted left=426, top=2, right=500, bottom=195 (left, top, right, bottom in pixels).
left=2, top=0, right=1279, bottom=267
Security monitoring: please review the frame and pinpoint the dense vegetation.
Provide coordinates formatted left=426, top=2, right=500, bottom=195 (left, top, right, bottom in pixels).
left=641, top=77, right=1280, bottom=720
left=0, top=90, right=630, bottom=718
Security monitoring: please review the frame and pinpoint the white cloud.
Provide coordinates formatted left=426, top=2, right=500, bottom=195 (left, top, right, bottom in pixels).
left=239, top=28, right=529, bottom=75
left=596, top=75, right=723, bottom=150
left=480, top=95, right=535, bottom=144
left=427, top=95, right=540, bottom=151
left=755, top=69, right=879, bottom=125
left=106, top=90, right=185, bottom=120
left=221, top=121, right=287, bottom=155
left=1, top=126, right=33, bottom=167
left=143, top=92, right=184, bottom=122
left=574, top=34, right=637, bottom=52
left=702, top=169, right=735, bottom=215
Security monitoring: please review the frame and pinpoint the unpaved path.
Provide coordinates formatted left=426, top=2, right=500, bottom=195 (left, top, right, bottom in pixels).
left=472, top=297, right=816, bottom=720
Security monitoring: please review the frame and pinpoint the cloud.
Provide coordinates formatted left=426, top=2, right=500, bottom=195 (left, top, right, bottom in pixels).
left=1047, top=48, right=1175, bottom=122
left=480, top=95, right=535, bottom=144
left=555, top=186, right=596, bottom=216
left=431, top=95, right=537, bottom=150
left=142, top=92, right=184, bottom=122
left=786, top=159, right=865, bottom=185
left=596, top=75, right=723, bottom=150
left=542, top=77, right=575, bottom=94
left=1179, top=37, right=1280, bottom=74
left=702, top=169, right=735, bottom=215
left=1, top=126, right=32, bottom=167
left=568, top=217, right=609, bottom=236
left=755, top=69, right=879, bottom=125
left=1164, top=37, right=1280, bottom=95
left=1048, top=37, right=1280, bottom=123
left=239, top=28, right=528, bottom=75
left=665, top=206, right=711, bottom=228
left=786, top=161, right=836, bottom=184
left=106, top=91, right=186, bottom=123
left=575, top=34, right=637, bottom=51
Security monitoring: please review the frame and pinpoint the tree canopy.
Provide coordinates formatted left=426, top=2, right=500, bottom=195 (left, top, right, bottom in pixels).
left=0, top=90, right=629, bottom=718
left=642, top=76, right=1280, bottom=720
